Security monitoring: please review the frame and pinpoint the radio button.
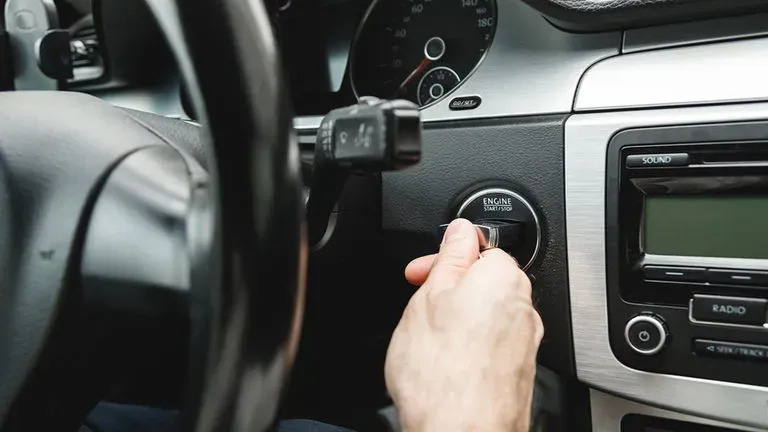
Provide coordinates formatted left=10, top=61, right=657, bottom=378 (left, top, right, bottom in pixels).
left=626, top=153, right=689, bottom=168
left=691, top=295, right=767, bottom=325
left=643, top=265, right=705, bottom=282
left=707, top=269, right=768, bottom=286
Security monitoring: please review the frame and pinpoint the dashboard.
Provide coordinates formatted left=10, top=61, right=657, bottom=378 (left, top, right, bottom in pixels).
left=348, top=0, right=495, bottom=108
left=15, top=0, right=768, bottom=431
left=280, top=0, right=499, bottom=112
left=278, top=0, right=617, bottom=121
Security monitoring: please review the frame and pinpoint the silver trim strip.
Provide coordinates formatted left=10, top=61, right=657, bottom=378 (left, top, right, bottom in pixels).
left=642, top=255, right=768, bottom=271
left=293, top=116, right=323, bottom=133
left=565, top=102, right=768, bottom=429
left=590, top=390, right=763, bottom=432
left=623, top=13, right=768, bottom=54
left=575, top=37, right=768, bottom=112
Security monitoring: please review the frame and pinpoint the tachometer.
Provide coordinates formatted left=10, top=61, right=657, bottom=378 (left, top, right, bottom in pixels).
left=349, top=0, right=497, bottom=108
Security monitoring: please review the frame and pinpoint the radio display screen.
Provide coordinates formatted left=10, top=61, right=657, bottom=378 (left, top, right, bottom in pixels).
left=644, top=196, right=768, bottom=259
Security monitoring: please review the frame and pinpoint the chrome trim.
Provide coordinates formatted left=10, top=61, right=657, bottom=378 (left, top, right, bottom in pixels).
left=624, top=315, right=667, bottom=356
left=575, top=37, right=768, bottom=112
left=438, top=223, right=495, bottom=250
left=278, top=0, right=291, bottom=12
left=642, top=255, right=768, bottom=271
left=348, top=0, right=498, bottom=110
left=565, top=102, right=768, bottom=429
left=311, top=211, right=338, bottom=253
left=416, top=66, right=460, bottom=107
left=423, top=37, right=445, bottom=62
left=694, top=162, right=768, bottom=168
left=455, top=188, right=541, bottom=271
left=590, top=390, right=764, bottom=432
left=293, top=116, right=323, bottom=133
left=486, top=224, right=498, bottom=249
left=623, top=13, right=768, bottom=54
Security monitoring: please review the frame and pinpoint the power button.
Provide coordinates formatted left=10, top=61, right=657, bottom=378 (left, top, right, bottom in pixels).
left=624, top=315, right=668, bottom=355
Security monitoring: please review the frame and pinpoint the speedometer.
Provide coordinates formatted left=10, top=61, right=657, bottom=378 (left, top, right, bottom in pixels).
left=349, top=0, right=497, bottom=108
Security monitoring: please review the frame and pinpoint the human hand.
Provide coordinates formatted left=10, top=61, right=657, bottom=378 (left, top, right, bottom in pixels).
left=385, top=219, right=543, bottom=432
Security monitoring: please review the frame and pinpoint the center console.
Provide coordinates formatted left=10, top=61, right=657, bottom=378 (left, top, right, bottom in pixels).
left=566, top=102, right=768, bottom=430
left=606, top=121, right=768, bottom=387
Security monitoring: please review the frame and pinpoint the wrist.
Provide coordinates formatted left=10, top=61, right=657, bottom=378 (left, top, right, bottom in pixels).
left=403, top=418, right=519, bottom=432
left=400, top=405, right=528, bottom=432
left=397, top=386, right=536, bottom=432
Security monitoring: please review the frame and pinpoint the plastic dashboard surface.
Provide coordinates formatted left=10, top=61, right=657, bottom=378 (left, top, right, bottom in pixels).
left=382, top=116, right=574, bottom=376
left=521, top=0, right=768, bottom=31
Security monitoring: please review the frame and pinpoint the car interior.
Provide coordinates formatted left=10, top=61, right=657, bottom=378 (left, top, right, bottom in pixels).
left=2, top=0, right=768, bottom=431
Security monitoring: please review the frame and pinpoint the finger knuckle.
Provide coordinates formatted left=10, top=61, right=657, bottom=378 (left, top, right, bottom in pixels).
left=507, top=300, right=543, bottom=336
left=518, top=271, right=533, bottom=295
left=425, top=285, right=444, bottom=305
left=435, top=258, right=467, bottom=277
left=531, top=308, right=544, bottom=342
left=521, top=305, right=545, bottom=343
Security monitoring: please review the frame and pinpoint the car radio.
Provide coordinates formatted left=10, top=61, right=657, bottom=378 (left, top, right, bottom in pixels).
left=618, top=142, right=768, bottom=304
left=605, top=121, right=768, bottom=387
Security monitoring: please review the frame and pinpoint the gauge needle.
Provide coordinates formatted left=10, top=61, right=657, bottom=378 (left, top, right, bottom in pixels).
left=397, top=58, right=431, bottom=93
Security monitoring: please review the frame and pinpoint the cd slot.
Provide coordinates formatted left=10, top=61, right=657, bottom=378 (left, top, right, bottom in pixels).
left=695, top=146, right=768, bottom=166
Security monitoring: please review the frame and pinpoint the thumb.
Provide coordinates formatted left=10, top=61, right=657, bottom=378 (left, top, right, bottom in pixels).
left=426, top=218, right=480, bottom=290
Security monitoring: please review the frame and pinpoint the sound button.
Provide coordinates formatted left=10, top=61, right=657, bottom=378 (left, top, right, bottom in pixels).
left=626, top=153, right=689, bottom=168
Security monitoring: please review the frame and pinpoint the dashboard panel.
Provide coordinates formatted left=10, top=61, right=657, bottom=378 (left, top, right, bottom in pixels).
left=289, top=0, right=618, bottom=128
left=575, top=37, right=768, bottom=112
left=277, top=0, right=619, bottom=119
left=78, top=2, right=768, bottom=431
left=566, top=102, right=768, bottom=430
left=100, top=0, right=620, bottom=122
left=349, top=0, right=497, bottom=108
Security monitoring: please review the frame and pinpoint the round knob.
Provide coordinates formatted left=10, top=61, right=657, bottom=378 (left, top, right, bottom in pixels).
left=624, top=315, right=668, bottom=356
left=453, top=188, right=542, bottom=270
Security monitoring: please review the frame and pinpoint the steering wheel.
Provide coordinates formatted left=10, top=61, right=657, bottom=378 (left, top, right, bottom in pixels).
left=0, top=0, right=304, bottom=430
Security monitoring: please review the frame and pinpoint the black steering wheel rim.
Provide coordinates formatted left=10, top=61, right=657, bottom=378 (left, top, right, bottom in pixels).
left=0, top=0, right=304, bottom=429
left=124, top=0, right=307, bottom=430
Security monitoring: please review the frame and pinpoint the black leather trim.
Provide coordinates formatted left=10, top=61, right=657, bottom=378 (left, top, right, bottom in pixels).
left=521, top=0, right=768, bottom=32
left=121, top=108, right=210, bottom=169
